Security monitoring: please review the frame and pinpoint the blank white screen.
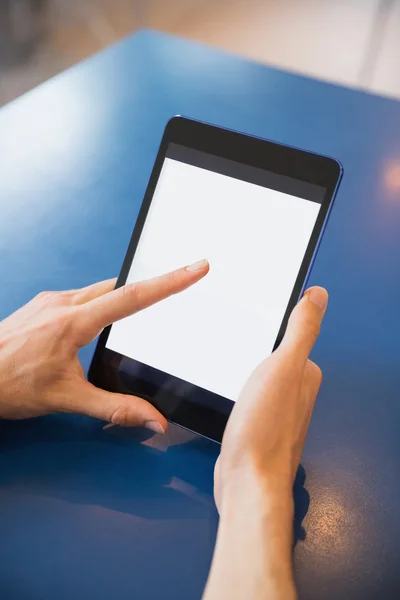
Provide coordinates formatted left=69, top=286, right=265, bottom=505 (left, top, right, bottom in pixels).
left=106, top=158, right=321, bottom=402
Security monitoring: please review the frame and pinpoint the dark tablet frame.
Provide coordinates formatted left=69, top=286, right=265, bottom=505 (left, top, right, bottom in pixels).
left=88, top=116, right=343, bottom=443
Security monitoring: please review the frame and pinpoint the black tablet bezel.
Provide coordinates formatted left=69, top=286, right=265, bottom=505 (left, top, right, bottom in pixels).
left=88, top=116, right=342, bottom=443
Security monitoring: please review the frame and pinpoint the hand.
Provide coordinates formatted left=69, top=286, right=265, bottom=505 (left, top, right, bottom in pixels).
left=204, top=287, right=328, bottom=600
left=0, top=260, right=209, bottom=433
left=215, top=286, right=327, bottom=512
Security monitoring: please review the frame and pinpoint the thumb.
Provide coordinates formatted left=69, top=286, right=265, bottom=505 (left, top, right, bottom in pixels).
left=70, top=382, right=168, bottom=434
left=280, top=286, right=328, bottom=363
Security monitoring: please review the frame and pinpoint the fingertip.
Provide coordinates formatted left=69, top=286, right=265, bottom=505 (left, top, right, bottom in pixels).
left=142, top=404, right=168, bottom=434
left=303, top=286, right=329, bottom=312
left=144, top=420, right=167, bottom=434
left=185, top=258, right=209, bottom=273
left=280, top=286, right=329, bottom=360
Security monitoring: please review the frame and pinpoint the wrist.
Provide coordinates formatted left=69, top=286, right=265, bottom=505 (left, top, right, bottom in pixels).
left=206, top=461, right=296, bottom=600
left=220, top=463, right=294, bottom=555
left=220, top=450, right=294, bottom=516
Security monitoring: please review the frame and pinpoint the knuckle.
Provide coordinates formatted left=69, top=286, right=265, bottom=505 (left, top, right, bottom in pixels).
left=69, top=308, right=98, bottom=345
left=35, top=290, right=56, bottom=302
left=58, top=290, right=76, bottom=304
left=35, top=290, right=75, bottom=307
left=121, top=283, right=140, bottom=305
left=167, top=270, right=180, bottom=286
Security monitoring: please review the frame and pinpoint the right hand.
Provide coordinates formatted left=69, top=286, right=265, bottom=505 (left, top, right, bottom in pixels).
left=214, top=286, right=328, bottom=513
left=204, top=287, right=328, bottom=600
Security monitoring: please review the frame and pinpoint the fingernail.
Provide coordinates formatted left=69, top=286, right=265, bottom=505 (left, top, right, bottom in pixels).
left=185, top=259, right=209, bottom=272
left=307, top=287, right=328, bottom=310
left=144, top=421, right=165, bottom=434
left=103, top=423, right=116, bottom=431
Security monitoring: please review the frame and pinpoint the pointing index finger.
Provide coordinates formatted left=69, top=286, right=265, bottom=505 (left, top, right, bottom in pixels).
left=78, top=259, right=209, bottom=342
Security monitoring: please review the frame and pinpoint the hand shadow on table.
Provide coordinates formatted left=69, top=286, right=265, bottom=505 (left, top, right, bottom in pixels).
left=0, top=416, right=309, bottom=544
left=293, top=465, right=310, bottom=545
left=0, top=416, right=222, bottom=600
left=0, top=415, right=218, bottom=521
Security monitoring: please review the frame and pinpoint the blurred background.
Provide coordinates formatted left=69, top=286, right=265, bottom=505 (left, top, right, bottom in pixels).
left=0, top=0, right=399, bottom=107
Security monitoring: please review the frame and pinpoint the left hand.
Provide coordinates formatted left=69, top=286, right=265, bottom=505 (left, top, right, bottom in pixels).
left=0, top=260, right=209, bottom=432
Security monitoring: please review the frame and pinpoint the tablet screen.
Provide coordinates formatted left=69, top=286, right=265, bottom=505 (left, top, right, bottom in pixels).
left=105, top=143, right=325, bottom=403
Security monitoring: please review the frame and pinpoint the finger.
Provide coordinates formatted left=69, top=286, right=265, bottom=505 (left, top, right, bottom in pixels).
left=279, top=286, right=328, bottom=365
left=77, top=259, right=209, bottom=342
left=292, top=361, right=323, bottom=477
left=299, top=361, right=322, bottom=442
left=67, top=381, right=168, bottom=433
left=73, top=278, right=117, bottom=304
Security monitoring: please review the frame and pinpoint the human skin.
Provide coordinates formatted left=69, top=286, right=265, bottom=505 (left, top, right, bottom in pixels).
left=0, top=264, right=327, bottom=599
left=204, top=287, right=328, bottom=600
left=0, top=259, right=209, bottom=432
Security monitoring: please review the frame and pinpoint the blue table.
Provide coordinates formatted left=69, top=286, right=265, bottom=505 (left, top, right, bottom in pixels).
left=1, top=30, right=400, bottom=600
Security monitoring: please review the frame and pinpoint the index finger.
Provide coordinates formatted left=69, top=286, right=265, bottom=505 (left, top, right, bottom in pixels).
left=77, top=259, right=209, bottom=341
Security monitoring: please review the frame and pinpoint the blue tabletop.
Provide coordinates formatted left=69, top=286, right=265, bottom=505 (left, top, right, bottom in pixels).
left=1, top=30, right=400, bottom=600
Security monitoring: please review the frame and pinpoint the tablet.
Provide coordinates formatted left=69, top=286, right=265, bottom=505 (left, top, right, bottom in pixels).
left=89, top=117, right=342, bottom=443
